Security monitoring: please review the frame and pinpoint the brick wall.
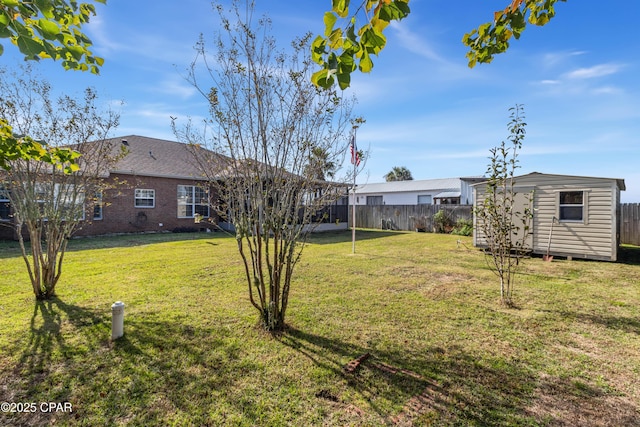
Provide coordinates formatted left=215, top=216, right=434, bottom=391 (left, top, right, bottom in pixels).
left=75, top=174, right=217, bottom=237
left=0, top=173, right=219, bottom=240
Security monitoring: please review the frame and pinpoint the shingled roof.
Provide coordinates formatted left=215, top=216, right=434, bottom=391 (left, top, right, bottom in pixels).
left=105, top=135, right=218, bottom=180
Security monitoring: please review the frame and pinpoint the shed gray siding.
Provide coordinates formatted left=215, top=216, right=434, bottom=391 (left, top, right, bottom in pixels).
left=473, top=173, right=625, bottom=262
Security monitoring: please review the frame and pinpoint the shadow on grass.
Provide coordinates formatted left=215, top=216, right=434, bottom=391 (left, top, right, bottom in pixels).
left=306, top=229, right=408, bottom=245
left=5, top=303, right=636, bottom=426
left=551, top=309, right=640, bottom=336
left=2, top=298, right=107, bottom=426
left=618, top=245, right=640, bottom=265
left=0, top=231, right=225, bottom=260
left=279, top=326, right=540, bottom=425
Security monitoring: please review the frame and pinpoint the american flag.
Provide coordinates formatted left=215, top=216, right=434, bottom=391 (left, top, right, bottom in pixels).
left=350, top=136, right=361, bottom=166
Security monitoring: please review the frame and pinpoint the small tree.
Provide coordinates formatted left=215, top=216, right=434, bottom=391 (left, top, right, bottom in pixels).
left=384, top=166, right=413, bottom=182
left=176, top=1, right=355, bottom=331
left=474, top=105, right=531, bottom=306
left=0, top=66, right=121, bottom=299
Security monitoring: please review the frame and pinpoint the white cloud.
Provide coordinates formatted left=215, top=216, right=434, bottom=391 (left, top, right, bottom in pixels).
left=564, top=63, right=623, bottom=79
left=389, top=21, right=446, bottom=64
left=591, top=86, right=622, bottom=95
left=541, top=50, right=587, bottom=69
left=151, top=76, right=198, bottom=100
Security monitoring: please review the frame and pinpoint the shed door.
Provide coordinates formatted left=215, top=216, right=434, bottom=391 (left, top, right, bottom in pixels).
left=512, top=190, right=534, bottom=251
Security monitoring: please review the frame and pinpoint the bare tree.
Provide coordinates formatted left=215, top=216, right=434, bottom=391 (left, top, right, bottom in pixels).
left=474, top=105, right=532, bottom=307
left=0, top=65, right=121, bottom=300
left=175, top=1, right=355, bottom=331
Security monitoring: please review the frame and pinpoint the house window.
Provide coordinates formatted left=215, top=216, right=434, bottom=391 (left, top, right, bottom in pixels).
left=177, top=185, right=210, bottom=218
left=417, top=195, right=432, bottom=205
left=93, top=192, right=103, bottom=220
left=58, top=184, right=85, bottom=220
left=366, top=195, right=383, bottom=206
left=0, top=186, right=10, bottom=221
left=135, top=189, right=155, bottom=208
left=559, top=191, right=584, bottom=222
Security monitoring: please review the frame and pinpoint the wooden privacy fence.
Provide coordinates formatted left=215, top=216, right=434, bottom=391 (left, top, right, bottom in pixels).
left=621, top=203, right=640, bottom=246
left=353, top=205, right=473, bottom=232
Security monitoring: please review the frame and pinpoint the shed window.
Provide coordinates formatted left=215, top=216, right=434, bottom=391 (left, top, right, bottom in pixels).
left=559, top=191, right=583, bottom=222
left=135, top=189, right=155, bottom=208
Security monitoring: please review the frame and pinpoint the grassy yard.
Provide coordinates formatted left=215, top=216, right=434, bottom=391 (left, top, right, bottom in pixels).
left=1, top=230, right=639, bottom=426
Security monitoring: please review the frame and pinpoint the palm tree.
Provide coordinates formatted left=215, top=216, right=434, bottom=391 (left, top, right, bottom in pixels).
left=305, top=146, right=337, bottom=181
left=384, top=166, right=413, bottom=182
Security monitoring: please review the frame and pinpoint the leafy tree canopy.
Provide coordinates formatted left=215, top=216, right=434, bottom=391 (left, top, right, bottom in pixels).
left=313, top=0, right=564, bottom=89
left=1, top=0, right=105, bottom=173
left=0, top=0, right=105, bottom=73
left=463, top=0, right=565, bottom=68
left=0, top=119, right=80, bottom=172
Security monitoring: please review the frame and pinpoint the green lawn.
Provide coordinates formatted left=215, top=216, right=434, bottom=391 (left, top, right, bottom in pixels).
left=1, top=231, right=639, bottom=426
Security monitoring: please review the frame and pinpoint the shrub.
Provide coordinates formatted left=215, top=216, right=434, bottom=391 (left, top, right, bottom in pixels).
left=452, top=218, right=473, bottom=236
left=433, top=210, right=453, bottom=233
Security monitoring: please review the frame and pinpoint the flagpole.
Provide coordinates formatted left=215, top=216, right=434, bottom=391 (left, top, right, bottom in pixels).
left=352, top=129, right=357, bottom=254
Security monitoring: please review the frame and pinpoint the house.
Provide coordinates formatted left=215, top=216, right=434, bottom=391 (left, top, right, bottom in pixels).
left=472, top=172, right=626, bottom=262
left=0, top=135, right=218, bottom=239
left=351, top=177, right=484, bottom=206
left=0, top=135, right=351, bottom=239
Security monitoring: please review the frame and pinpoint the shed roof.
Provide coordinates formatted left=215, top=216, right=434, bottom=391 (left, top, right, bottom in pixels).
left=471, top=172, right=626, bottom=191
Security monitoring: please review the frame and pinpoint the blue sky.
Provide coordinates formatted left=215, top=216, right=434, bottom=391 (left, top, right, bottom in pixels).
left=4, top=0, right=640, bottom=201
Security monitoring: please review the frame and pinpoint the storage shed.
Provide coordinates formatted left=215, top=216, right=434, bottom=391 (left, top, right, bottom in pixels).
left=473, top=172, right=626, bottom=261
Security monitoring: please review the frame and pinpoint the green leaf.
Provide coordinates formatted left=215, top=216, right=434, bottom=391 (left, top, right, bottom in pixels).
left=328, top=28, right=343, bottom=50
left=331, top=0, right=349, bottom=18
left=323, top=12, right=337, bottom=37
left=361, top=27, right=386, bottom=54
left=37, top=18, right=60, bottom=39
left=0, top=11, right=10, bottom=28
left=311, top=35, right=327, bottom=64
left=379, top=2, right=409, bottom=22
left=358, top=50, right=373, bottom=72
left=336, top=71, right=351, bottom=90
left=338, top=51, right=356, bottom=73
left=311, top=68, right=334, bottom=89
left=16, top=35, right=44, bottom=58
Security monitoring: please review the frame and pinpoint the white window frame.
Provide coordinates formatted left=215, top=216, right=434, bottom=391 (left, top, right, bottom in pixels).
left=557, top=190, right=588, bottom=224
left=135, top=189, right=155, bottom=208
left=177, top=185, right=210, bottom=218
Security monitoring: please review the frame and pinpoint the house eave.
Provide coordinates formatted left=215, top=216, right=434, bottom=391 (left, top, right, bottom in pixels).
left=109, top=170, right=211, bottom=181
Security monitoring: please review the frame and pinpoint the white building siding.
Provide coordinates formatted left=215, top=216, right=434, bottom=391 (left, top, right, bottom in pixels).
left=473, top=173, right=625, bottom=261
